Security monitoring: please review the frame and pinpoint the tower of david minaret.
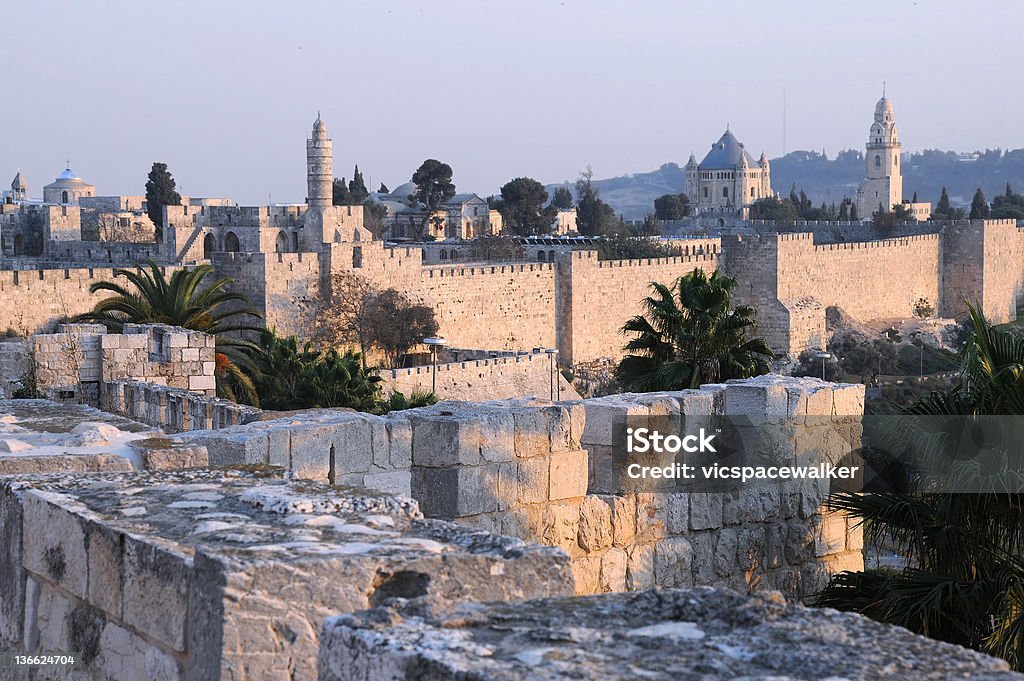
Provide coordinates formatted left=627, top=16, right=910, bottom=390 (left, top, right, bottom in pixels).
left=306, top=113, right=333, bottom=210
left=856, top=92, right=903, bottom=219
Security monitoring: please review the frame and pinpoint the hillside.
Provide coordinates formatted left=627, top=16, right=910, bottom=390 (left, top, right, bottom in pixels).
left=563, top=148, right=1024, bottom=220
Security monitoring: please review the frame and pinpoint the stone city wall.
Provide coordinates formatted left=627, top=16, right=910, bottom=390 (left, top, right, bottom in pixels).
left=171, top=376, right=864, bottom=601
left=556, top=250, right=719, bottom=365
left=0, top=268, right=119, bottom=335
left=381, top=350, right=578, bottom=402
left=0, top=470, right=572, bottom=681
left=100, top=380, right=260, bottom=433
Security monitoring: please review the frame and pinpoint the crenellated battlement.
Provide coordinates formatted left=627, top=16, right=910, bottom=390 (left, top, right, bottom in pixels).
left=424, top=262, right=554, bottom=277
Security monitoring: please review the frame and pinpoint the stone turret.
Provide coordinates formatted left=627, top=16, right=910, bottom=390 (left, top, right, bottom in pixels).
left=306, top=113, right=333, bottom=211
left=10, top=171, right=27, bottom=202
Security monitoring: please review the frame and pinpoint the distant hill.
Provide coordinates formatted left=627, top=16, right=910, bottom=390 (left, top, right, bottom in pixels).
left=562, top=149, right=1024, bottom=220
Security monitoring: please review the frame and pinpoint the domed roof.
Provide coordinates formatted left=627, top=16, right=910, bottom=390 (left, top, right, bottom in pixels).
left=57, top=168, right=80, bottom=181
left=698, top=130, right=757, bottom=170
left=44, top=167, right=94, bottom=191
left=312, top=113, right=328, bottom=136
left=874, top=97, right=894, bottom=123
left=388, top=181, right=419, bottom=201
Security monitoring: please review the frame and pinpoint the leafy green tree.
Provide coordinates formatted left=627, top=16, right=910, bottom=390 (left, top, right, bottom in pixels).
left=551, top=186, right=574, bottom=210
left=749, top=196, right=798, bottom=222
left=412, top=159, right=456, bottom=240
left=613, top=269, right=773, bottom=391
left=332, top=178, right=352, bottom=206
left=74, top=261, right=262, bottom=404
left=935, top=186, right=952, bottom=217
left=380, top=389, right=437, bottom=413
left=361, top=289, right=440, bottom=368
left=348, top=165, right=369, bottom=203
left=145, top=162, right=182, bottom=242
left=497, top=177, right=551, bottom=236
left=653, top=193, right=692, bottom=220
left=575, top=168, right=620, bottom=236
left=970, top=188, right=990, bottom=219
left=814, top=305, right=1024, bottom=670
left=991, top=183, right=1024, bottom=220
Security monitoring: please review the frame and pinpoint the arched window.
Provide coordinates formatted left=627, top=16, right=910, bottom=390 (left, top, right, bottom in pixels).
left=439, top=249, right=448, bottom=260
left=750, top=187, right=755, bottom=198
left=875, top=155, right=881, bottom=167
left=722, top=187, right=729, bottom=198
left=13, top=235, right=23, bottom=256
left=61, top=191, right=69, bottom=203
left=202, top=233, right=214, bottom=259
left=894, top=155, right=898, bottom=166
left=275, top=230, right=288, bottom=253
left=224, top=231, right=240, bottom=252
left=703, top=187, right=709, bottom=199
left=538, top=251, right=546, bottom=262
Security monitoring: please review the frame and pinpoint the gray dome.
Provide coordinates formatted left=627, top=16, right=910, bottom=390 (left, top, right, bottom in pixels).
left=388, top=181, right=419, bottom=201
left=699, top=130, right=757, bottom=170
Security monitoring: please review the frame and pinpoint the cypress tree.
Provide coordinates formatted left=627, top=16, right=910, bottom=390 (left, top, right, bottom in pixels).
left=145, top=162, right=182, bottom=242
left=969, top=188, right=990, bottom=220
left=349, top=165, right=369, bottom=203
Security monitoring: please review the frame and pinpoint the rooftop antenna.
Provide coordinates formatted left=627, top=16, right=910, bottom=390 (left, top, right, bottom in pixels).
left=782, top=90, right=787, bottom=155
left=883, top=81, right=886, bottom=97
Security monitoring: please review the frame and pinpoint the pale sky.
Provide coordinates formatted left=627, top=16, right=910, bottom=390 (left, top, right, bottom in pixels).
left=3, top=0, right=1022, bottom=204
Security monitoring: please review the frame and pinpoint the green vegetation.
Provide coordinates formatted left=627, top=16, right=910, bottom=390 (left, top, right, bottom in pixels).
left=595, top=235, right=683, bottom=261
left=970, top=187, right=990, bottom=219
left=551, top=186, right=574, bottom=210
left=74, top=261, right=262, bottom=404
left=494, top=177, right=552, bottom=236
left=749, top=185, right=854, bottom=223
left=653, top=193, right=692, bottom=220
left=254, top=333, right=436, bottom=413
left=144, top=162, right=182, bottom=242
left=412, top=159, right=457, bottom=240
left=614, top=269, right=772, bottom=391
left=576, top=168, right=622, bottom=236
left=814, top=305, right=1024, bottom=670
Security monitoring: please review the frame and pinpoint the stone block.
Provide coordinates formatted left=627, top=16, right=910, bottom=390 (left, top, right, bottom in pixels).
left=412, top=465, right=502, bottom=519
left=689, top=493, right=723, bottom=530
left=571, top=555, right=601, bottom=595
left=328, top=417, right=374, bottom=475
left=387, top=416, right=412, bottom=469
left=543, top=502, right=582, bottom=556
left=98, top=621, right=183, bottom=681
left=724, top=380, right=789, bottom=416
left=479, top=410, right=514, bottom=463
left=512, top=408, right=549, bottom=458
left=654, top=537, right=694, bottom=587
left=543, top=404, right=576, bottom=452
left=634, top=493, right=666, bottom=544
left=608, top=494, right=636, bottom=548
left=847, top=516, right=864, bottom=552
left=32, top=581, right=73, bottom=653
left=369, top=417, right=391, bottom=470
left=549, top=449, right=588, bottom=500
left=737, top=526, right=767, bottom=571
left=122, top=536, right=191, bottom=651
left=784, top=521, right=815, bottom=565
left=189, top=375, right=216, bottom=392
left=87, top=524, right=123, bottom=618
left=814, top=513, right=847, bottom=557
left=410, top=415, right=481, bottom=467
left=664, top=492, right=688, bottom=535
left=0, top=485, right=25, bottom=645
left=361, top=471, right=411, bottom=498
left=625, top=545, right=654, bottom=590
left=22, top=491, right=89, bottom=599
left=599, top=548, right=627, bottom=592
left=517, top=456, right=549, bottom=505
left=576, top=496, right=612, bottom=553
left=714, top=528, right=739, bottom=578
left=765, top=523, right=786, bottom=569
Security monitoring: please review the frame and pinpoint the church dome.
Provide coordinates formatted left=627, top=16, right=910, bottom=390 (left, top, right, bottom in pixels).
left=312, top=114, right=328, bottom=136
left=56, top=168, right=81, bottom=181
left=699, top=130, right=757, bottom=170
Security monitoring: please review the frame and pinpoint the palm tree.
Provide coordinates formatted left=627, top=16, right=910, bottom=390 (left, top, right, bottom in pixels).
left=614, top=269, right=773, bottom=391
left=74, top=261, right=263, bottom=404
left=814, top=304, right=1024, bottom=669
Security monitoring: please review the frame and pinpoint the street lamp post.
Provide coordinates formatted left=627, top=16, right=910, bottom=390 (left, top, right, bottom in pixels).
left=815, top=351, right=832, bottom=382
left=545, top=348, right=559, bottom=401
left=423, top=337, right=448, bottom=395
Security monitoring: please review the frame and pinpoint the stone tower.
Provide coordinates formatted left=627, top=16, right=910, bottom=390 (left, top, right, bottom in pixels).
left=856, top=93, right=902, bottom=220
left=10, top=171, right=28, bottom=202
left=306, top=113, right=332, bottom=210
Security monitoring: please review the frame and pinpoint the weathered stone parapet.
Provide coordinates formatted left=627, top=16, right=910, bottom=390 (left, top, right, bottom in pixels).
left=101, top=379, right=259, bottom=432
left=319, top=588, right=1024, bottom=681
left=0, top=470, right=573, bottom=681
